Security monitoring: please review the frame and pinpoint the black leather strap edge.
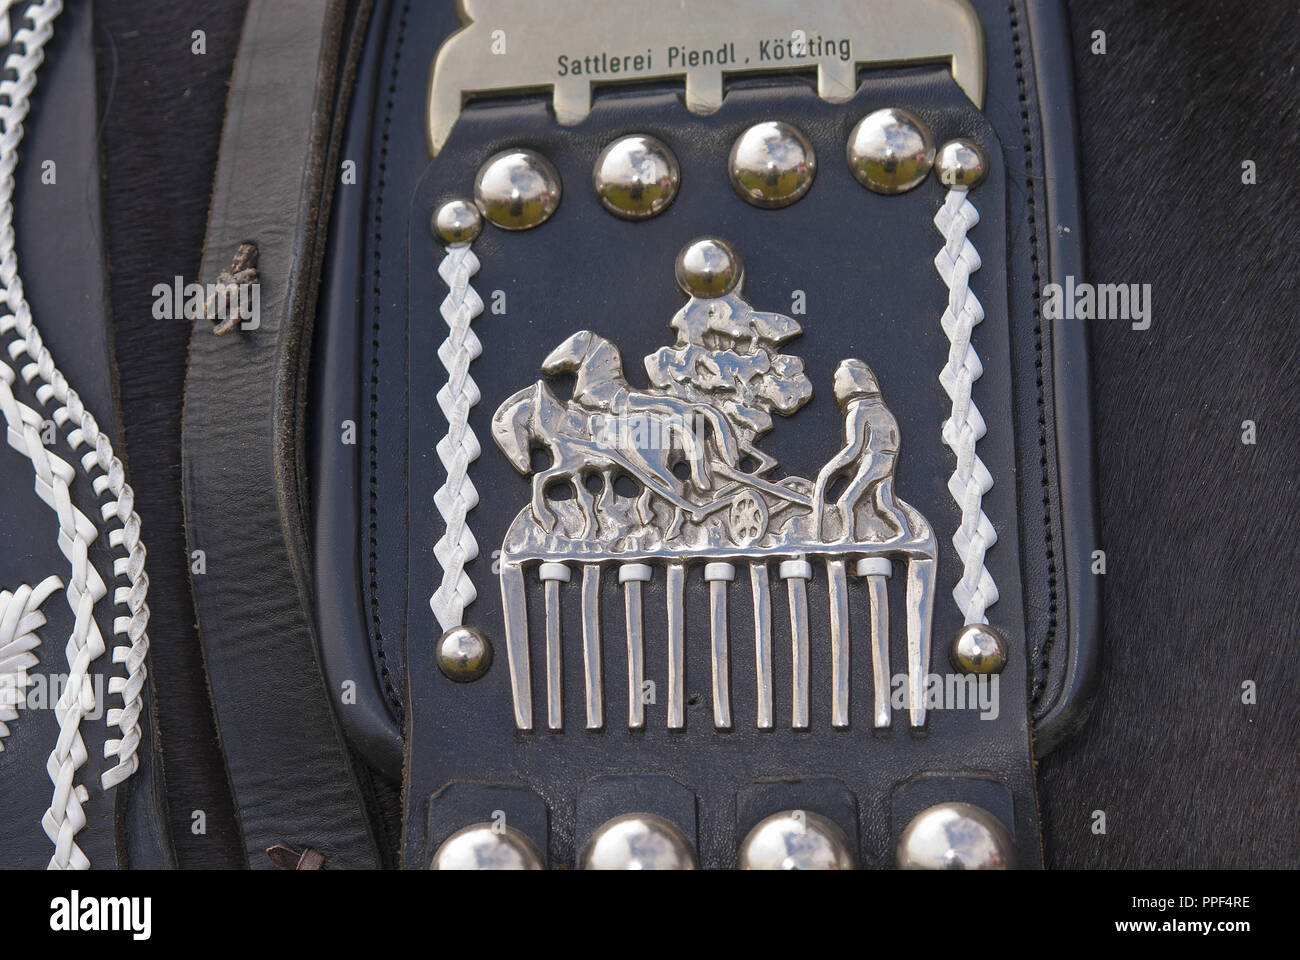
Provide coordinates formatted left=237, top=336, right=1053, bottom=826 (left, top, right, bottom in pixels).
left=310, top=0, right=406, bottom=781
left=1022, top=0, right=1101, bottom=752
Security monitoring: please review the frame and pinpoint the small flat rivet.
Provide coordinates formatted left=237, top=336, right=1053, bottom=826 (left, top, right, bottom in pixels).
left=593, top=134, right=680, bottom=220
left=431, top=198, right=482, bottom=246
left=739, top=810, right=857, bottom=870
left=950, top=623, right=1008, bottom=674
left=580, top=813, right=698, bottom=870
left=935, top=138, right=989, bottom=188
left=728, top=121, right=816, bottom=208
left=897, top=802, right=1017, bottom=870
left=436, top=625, right=493, bottom=682
left=846, top=108, right=935, bottom=195
left=430, top=823, right=544, bottom=870
left=474, top=148, right=561, bottom=230
left=674, top=236, right=742, bottom=299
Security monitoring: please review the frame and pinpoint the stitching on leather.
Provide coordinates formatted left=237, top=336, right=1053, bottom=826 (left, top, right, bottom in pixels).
left=366, top=0, right=412, bottom=722
left=1008, top=0, right=1059, bottom=707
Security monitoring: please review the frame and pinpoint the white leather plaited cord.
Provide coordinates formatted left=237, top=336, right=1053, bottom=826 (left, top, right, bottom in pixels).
left=935, top=186, right=999, bottom=626
left=0, top=0, right=150, bottom=868
left=0, top=365, right=105, bottom=870
left=430, top=244, right=484, bottom=630
left=0, top=574, right=60, bottom=749
left=0, top=1, right=18, bottom=46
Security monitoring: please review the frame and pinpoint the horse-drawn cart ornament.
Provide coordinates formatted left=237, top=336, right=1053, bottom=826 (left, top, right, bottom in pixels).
left=490, top=237, right=937, bottom=733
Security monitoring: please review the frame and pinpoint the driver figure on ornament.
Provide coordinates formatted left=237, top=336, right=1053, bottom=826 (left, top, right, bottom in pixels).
left=812, top=359, right=910, bottom=543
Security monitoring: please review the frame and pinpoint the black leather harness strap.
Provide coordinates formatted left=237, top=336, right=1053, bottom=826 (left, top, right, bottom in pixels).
left=182, top=0, right=383, bottom=868
left=309, top=0, right=1100, bottom=869
left=408, top=74, right=1044, bottom=869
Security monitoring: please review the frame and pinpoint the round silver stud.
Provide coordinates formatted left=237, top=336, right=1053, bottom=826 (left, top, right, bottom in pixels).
left=846, top=107, right=936, bottom=195
left=430, top=823, right=545, bottom=870
left=728, top=120, right=816, bottom=208
left=473, top=148, right=561, bottom=230
left=738, top=810, right=857, bottom=870
left=674, top=236, right=742, bottom=299
left=951, top=623, right=1008, bottom=675
left=935, top=138, right=989, bottom=189
left=896, top=802, right=1017, bottom=870
left=592, top=134, right=679, bottom=220
left=580, top=813, right=698, bottom=870
left=431, top=198, right=482, bottom=246
left=436, top=625, right=492, bottom=682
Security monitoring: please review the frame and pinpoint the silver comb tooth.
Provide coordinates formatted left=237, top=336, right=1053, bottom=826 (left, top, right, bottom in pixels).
left=827, top=559, right=851, bottom=728
left=780, top=560, right=813, bottom=729
left=666, top=562, right=685, bottom=729
left=539, top=562, right=571, bottom=731
left=619, top=563, right=652, bottom=729
left=906, top=558, right=937, bottom=727
left=857, top=557, right=893, bottom=728
left=704, top=562, right=735, bottom=729
left=500, top=562, right=532, bottom=730
left=750, top=562, right=773, bottom=730
left=580, top=565, right=603, bottom=730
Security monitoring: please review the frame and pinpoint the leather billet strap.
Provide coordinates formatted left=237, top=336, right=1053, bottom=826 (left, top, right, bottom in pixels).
left=183, top=0, right=386, bottom=868
left=313, top=0, right=1099, bottom=869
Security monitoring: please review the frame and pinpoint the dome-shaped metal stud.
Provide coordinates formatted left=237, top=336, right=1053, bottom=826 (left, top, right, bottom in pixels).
left=896, top=802, right=1017, bottom=870
left=950, top=623, right=1008, bottom=675
left=580, top=813, right=698, bottom=870
left=436, top=625, right=493, bottom=682
left=430, top=823, right=545, bottom=870
left=592, top=134, right=680, bottom=220
left=674, top=236, right=742, bottom=299
left=728, top=120, right=816, bottom=208
left=738, top=810, right=857, bottom=870
left=474, top=148, right=561, bottom=230
left=431, top=198, right=482, bottom=246
left=846, top=108, right=935, bottom=195
left=935, top=138, right=989, bottom=189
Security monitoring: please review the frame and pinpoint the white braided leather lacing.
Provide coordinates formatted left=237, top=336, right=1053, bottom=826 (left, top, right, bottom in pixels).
left=0, top=0, right=149, bottom=868
left=0, top=364, right=105, bottom=870
left=430, top=244, right=484, bottom=630
left=0, top=573, right=60, bottom=749
left=0, top=1, right=18, bottom=46
left=935, top=187, right=999, bottom=625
